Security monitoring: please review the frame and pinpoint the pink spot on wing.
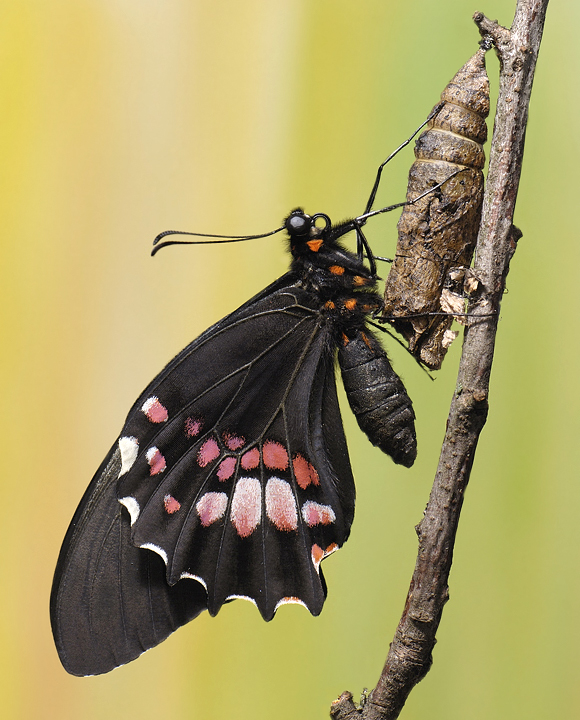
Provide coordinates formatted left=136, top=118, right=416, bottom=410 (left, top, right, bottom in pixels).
left=146, top=446, right=166, bottom=475
left=223, top=432, right=245, bottom=451
left=196, top=492, right=228, bottom=526
left=231, top=477, right=261, bottom=538
left=185, top=417, right=203, bottom=437
left=292, top=454, right=320, bottom=489
left=217, top=456, right=236, bottom=481
left=241, top=448, right=260, bottom=470
left=302, top=501, right=336, bottom=527
left=265, top=478, right=297, bottom=531
left=164, top=494, right=181, bottom=514
left=263, top=441, right=289, bottom=471
left=141, top=396, right=168, bottom=423
left=197, top=437, right=220, bottom=467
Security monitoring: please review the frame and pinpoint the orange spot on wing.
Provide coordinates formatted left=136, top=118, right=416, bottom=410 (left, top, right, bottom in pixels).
left=324, top=300, right=336, bottom=310
left=292, top=454, right=319, bottom=489
left=311, top=544, right=324, bottom=565
left=263, top=441, right=289, bottom=471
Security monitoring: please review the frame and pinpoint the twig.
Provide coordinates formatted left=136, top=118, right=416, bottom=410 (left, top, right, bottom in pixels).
left=331, top=1, right=549, bottom=718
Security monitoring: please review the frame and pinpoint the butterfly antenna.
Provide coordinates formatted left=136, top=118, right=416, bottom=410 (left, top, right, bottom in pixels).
left=152, top=225, right=285, bottom=256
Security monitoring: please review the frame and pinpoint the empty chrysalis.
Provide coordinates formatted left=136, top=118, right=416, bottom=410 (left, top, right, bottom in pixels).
left=382, top=46, right=491, bottom=369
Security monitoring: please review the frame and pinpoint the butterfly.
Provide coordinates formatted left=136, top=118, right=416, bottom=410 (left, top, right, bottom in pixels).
left=49, top=204, right=418, bottom=676
left=50, top=118, right=465, bottom=675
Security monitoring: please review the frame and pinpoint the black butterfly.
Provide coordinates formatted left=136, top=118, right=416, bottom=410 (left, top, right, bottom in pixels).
left=51, top=142, right=448, bottom=674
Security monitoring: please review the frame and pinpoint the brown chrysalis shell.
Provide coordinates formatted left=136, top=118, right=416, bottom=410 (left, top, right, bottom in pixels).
left=382, top=49, right=490, bottom=370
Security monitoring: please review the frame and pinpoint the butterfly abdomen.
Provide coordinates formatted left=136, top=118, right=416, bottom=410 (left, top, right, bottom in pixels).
left=338, top=329, right=417, bottom=468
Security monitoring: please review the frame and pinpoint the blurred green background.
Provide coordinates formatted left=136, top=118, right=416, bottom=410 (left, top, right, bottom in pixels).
left=1, top=0, right=577, bottom=718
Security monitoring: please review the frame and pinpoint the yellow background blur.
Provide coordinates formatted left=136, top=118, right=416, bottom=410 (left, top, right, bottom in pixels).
left=1, top=1, right=578, bottom=718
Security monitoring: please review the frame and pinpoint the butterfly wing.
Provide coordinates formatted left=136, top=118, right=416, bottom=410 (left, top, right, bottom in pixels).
left=50, top=448, right=208, bottom=676
left=51, top=276, right=355, bottom=675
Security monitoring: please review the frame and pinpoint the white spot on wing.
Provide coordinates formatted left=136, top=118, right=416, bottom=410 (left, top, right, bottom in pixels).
left=274, top=597, right=309, bottom=612
left=231, top=477, right=262, bottom=538
left=118, top=436, right=139, bottom=476
left=139, top=542, right=168, bottom=566
left=196, top=492, right=228, bottom=526
left=225, top=594, right=258, bottom=608
left=180, top=572, right=208, bottom=590
left=265, top=477, right=298, bottom=531
left=119, top=496, right=140, bottom=525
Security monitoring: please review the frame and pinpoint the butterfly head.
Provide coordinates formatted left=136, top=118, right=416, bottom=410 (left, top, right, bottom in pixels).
left=285, top=209, right=333, bottom=255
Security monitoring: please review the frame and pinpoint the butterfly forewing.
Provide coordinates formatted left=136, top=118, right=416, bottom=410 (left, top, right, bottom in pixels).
left=50, top=449, right=208, bottom=676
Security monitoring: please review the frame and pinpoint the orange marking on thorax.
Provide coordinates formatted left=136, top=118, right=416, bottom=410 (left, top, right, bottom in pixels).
left=344, top=298, right=357, bottom=310
left=324, top=300, right=336, bottom=310
left=353, top=275, right=369, bottom=286
left=307, top=239, right=323, bottom=252
left=329, top=265, right=345, bottom=275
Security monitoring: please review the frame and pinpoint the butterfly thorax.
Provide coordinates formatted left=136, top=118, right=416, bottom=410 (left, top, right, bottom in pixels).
left=285, top=209, right=382, bottom=335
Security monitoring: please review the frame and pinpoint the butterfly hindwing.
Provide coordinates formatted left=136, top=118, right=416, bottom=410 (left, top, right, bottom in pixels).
left=117, top=281, right=355, bottom=620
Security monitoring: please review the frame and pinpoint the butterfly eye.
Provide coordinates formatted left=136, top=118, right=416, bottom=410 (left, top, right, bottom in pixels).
left=311, top=213, right=331, bottom=235
left=285, top=211, right=312, bottom=237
